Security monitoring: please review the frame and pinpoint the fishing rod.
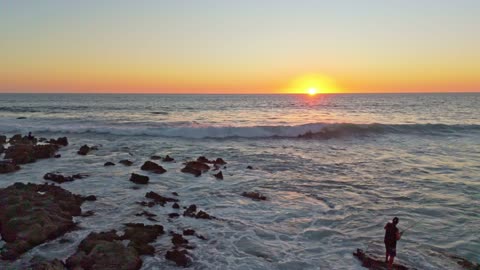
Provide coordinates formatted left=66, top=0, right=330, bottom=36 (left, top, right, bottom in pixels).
left=401, top=219, right=423, bottom=235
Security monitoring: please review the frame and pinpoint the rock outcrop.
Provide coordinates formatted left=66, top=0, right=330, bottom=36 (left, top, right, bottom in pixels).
left=130, top=173, right=149, bottom=184
left=77, top=145, right=91, bottom=155
left=145, top=191, right=179, bottom=206
left=353, top=249, right=409, bottom=270
left=242, top=191, right=267, bottom=201
left=181, top=161, right=210, bottom=177
left=0, top=183, right=91, bottom=260
left=141, top=161, right=166, bottom=174
left=0, top=160, right=20, bottom=174
left=43, top=172, right=88, bottom=184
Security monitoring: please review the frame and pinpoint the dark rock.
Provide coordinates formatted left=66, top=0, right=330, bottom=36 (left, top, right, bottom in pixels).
left=172, top=192, right=179, bottom=196
left=166, top=249, right=190, bottom=267
left=130, top=173, right=149, bottom=184
left=104, top=161, right=115, bottom=166
left=0, top=144, right=4, bottom=154
left=172, top=202, right=180, bottom=209
left=162, top=155, right=175, bottom=162
left=119, top=159, right=133, bottom=166
left=30, top=258, right=66, bottom=270
left=17, top=117, right=27, bottom=119
left=180, top=166, right=201, bottom=177
left=80, top=210, right=95, bottom=217
left=183, top=204, right=197, bottom=217
left=138, top=201, right=155, bottom=208
left=197, top=235, right=207, bottom=240
left=135, top=211, right=157, bottom=217
left=141, top=161, right=166, bottom=174
left=247, top=166, right=253, bottom=170
left=4, top=144, right=36, bottom=164
left=150, top=155, right=162, bottom=160
left=38, top=137, right=47, bottom=142
left=54, top=154, right=61, bottom=158
left=171, top=233, right=188, bottom=247
left=168, top=213, right=180, bottom=218
left=186, top=161, right=210, bottom=172
left=8, top=134, right=23, bottom=144
left=0, top=160, right=20, bottom=174
left=0, top=183, right=89, bottom=260
left=196, top=210, right=213, bottom=220
left=33, top=144, right=60, bottom=159
left=65, top=230, right=142, bottom=270
left=353, top=249, right=409, bottom=270
left=214, top=158, right=227, bottom=165
left=77, top=145, right=91, bottom=155
left=0, top=135, right=6, bottom=144
left=183, top=229, right=195, bottom=236
left=242, top=191, right=267, bottom=201
left=145, top=191, right=178, bottom=206
left=43, top=172, right=88, bottom=184
left=122, top=223, right=164, bottom=247
left=197, top=156, right=210, bottom=163
left=83, top=195, right=97, bottom=201
left=49, top=137, right=68, bottom=147
left=213, top=171, right=223, bottom=180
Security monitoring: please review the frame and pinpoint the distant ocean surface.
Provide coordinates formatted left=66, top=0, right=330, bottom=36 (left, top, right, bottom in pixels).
left=0, top=93, right=479, bottom=269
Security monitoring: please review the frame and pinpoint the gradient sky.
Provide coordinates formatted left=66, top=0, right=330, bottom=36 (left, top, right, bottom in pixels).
left=1, top=0, right=479, bottom=93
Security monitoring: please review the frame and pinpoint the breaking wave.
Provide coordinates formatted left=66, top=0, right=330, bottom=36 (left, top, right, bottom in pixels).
left=1, top=120, right=479, bottom=139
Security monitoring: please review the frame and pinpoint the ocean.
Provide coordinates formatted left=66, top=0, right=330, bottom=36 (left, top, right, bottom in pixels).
left=0, top=93, right=479, bottom=269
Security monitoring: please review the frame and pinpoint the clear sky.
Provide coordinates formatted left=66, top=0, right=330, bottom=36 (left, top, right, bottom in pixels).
left=1, top=0, right=479, bottom=93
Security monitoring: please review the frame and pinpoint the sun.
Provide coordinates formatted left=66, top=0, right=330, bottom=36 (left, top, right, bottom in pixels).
left=284, top=74, right=340, bottom=94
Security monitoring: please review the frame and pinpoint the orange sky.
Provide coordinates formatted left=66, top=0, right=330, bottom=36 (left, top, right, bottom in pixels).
left=1, top=1, right=479, bottom=94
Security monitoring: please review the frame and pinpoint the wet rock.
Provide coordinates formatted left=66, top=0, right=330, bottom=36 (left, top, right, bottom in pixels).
left=0, top=183, right=90, bottom=260
left=162, top=155, right=175, bottom=162
left=137, top=201, right=156, bottom=208
left=0, top=135, right=6, bottom=144
left=38, top=137, right=47, bottom=143
left=48, top=137, right=68, bottom=147
left=353, top=249, right=409, bottom=270
left=30, top=258, right=66, bottom=270
left=247, top=166, right=253, bottom=170
left=0, top=144, right=4, bottom=154
left=150, top=155, right=162, bottom=160
left=166, top=249, right=190, bottom=267
left=186, top=161, right=210, bottom=172
left=183, top=229, right=195, bottom=236
left=213, top=171, right=223, bottom=180
left=196, top=210, right=213, bottom=220
left=196, top=235, right=207, bottom=240
left=83, top=195, right=97, bottom=201
left=135, top=211, right=157, bottom=218
left=145, top=191, right=179, bottom=206
left=119, top=159, right=133, bottom=166
left=214, top=158, right=227, bottom=165
left=54, top=154, right=61, bottom=158
left=77, top=145, right=91, bottom=155
left=172, top=192, right=179, bottom=196
left=43, top=172, right=88, bottom=184
left=172, top=202, right=180, bottom=209
left=0, top=160, right=20, bottom=174
left=183, top=204, right=197, bottom=217
left=130, top=173, right=149, bottom=184
left=242, top=191, right=267, bottom=201
left=65, top=230, right=142, bottom=270
left=180, top=166, right=201, bottom=177
left=17, top=116, right=27, bottom=120
left=80, top=210, right=95, bottom=217
left=8, top=134, right=23, bottom=144
left=104, top=161, right=115, bottom=166
left=168, top=213, right=180, bottom=219
left=33, top=144, right=60, bottom=159
left=448, top=254, right=480, bottom=270
left=171, top=233, right=188, bottom=247
left=4, top=144, right=36, bottom=164
left=122, top=223, right=164, bottom=255
left=196, top=156, right=210, bottom=163
left=141, top=161, right=166, bottom=174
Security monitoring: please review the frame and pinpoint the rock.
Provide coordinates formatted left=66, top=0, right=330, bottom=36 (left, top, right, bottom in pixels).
left=17, top=117, right=27, bottom=119
left=0, top=135, right=6, bottom=144
left=162, top=155, right=174, bottom=162
left=172, top=192, right=179, bottom=196
left=122, top=223, right=164, bottom=255
left=247, top=166, right=253, bottom=170
left=54, top=154, right=61, bottom=158
left=186, top=161, right=210, bottom=172
left=135, top=211, right=157, bottom=218
left=213, top=171, right=223, bottom=180
left=137, top=201, right=155, bottom=207
left=38, top=137, right=47, bottom=142
left=171, top=233, right=188, bottom=247
left=150, top=155, right=162, bottom=160
left=43, top=172, right=87, bottom=184
left=180, top=166, right=201, bottom=177
left=30, top=258, right=66, bottom=270
left=83, top=195, right=97, bottom=201
left=166, top=249, right=190, bottom=267
left=183, top=229, right=195, bottom=236
left=48, top=137, right=68, bottom=147
left=183, top=205, right=197, bottom=217
left=141, top=161, right=166, bottom=174
left=172, top=202, right=180, bottom=209
left=8, top=134, right=23, bottom=144
left=197, top=156, right=210, bottom=163
left=168, top=213, right=180, bottom=218
left=77, top=145, right=91, bottom=155
left=145, top=191, right=179, bottom=206
left=66, top=230, right=142, bottom=270
left=130, top=173, right=149, bottom=184
left=119, top=159, right=133, bottom=166
left=80, top=210, right=95, bottom=217
left=0, top=160, right=20, bottom=174
left=242, top=191, right=267, bottom=201
left=4, top=144, right=36, bottom=164
left=214, top=158, right=227, bottom=165
left=0, top=183, right=90, bottom=260
left=196, top=210, right=213, bottom=220
left=34, top=144, right=60, bottom=159
left=448, top=254, right=480, bottom=270
left=353, top=248, right=409, bottom=270
left=104, top=161, right=115, bottom=166
left=0, top=144, right=4, bottom=154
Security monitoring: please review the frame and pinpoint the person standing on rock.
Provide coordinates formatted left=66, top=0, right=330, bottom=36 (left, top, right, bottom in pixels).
left=384, top=217, right=401, bottom=269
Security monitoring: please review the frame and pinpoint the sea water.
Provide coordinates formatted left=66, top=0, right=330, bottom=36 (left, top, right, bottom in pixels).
left=0, top=93, right=479, bottom=269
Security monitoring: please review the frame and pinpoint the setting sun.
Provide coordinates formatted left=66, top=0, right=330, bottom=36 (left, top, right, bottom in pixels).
left=308, top=88, right=317, bottom=95
left=285, top=74, right=341, bottom=94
